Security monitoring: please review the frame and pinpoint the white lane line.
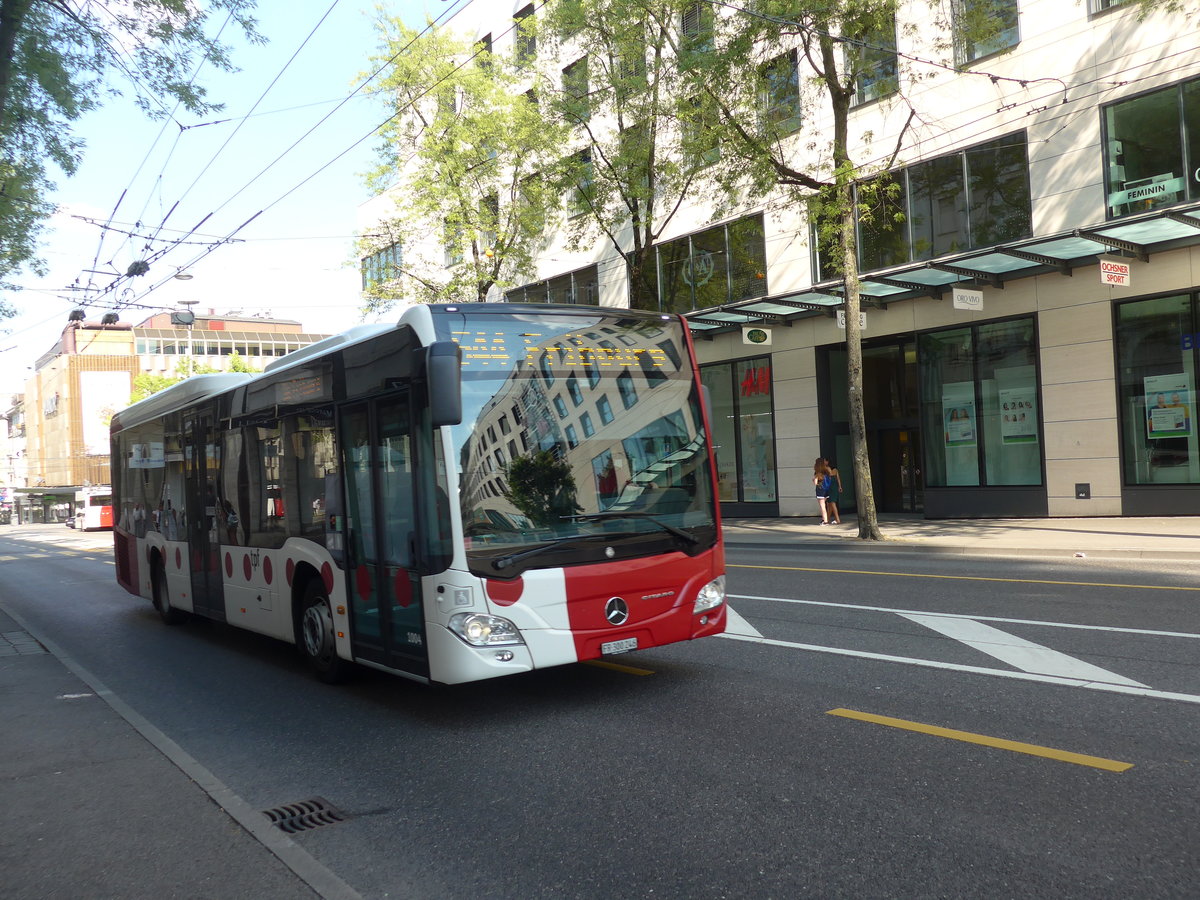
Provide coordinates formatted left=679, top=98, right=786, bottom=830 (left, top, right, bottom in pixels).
left=900, top=613, right=1150, bottom=688
left=723, top=604, right=763, bottom=639
left=728, top=593, right=1200, bottom=640
left=717, top=632, right=1200, bottom=705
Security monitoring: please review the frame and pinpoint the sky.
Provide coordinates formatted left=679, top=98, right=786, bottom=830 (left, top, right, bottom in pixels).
left=0, top=0, right=453, bottom=396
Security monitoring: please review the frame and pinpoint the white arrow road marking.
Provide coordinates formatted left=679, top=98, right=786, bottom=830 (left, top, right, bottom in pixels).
left=723, top=604, right=763, bottom=639
left=901, top=613, right=1150, bottom=688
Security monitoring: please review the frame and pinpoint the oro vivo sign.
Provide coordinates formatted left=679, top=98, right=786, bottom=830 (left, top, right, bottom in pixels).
left=1100, top=259, right=1131, bottom=286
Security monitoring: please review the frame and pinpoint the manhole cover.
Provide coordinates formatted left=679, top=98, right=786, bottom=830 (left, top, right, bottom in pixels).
left=262, top=797, right=348, bottom=833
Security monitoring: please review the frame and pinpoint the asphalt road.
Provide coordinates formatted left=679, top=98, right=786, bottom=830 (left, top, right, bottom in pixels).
left=4, top=526, right=1198, bottom=899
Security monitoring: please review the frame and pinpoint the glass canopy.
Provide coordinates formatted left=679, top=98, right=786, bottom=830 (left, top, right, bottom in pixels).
left=685, top=201, right=1200, bottom=336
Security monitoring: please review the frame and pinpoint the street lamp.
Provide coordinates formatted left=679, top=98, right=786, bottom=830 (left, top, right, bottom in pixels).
left=173, top=299, right=199, bottom=372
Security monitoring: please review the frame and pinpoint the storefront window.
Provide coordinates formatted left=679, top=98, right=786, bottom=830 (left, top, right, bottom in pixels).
left=700, top=357, right=776, bottom=504
left=1115, top=294, right=1199, bottom=484
left=977, top=319, right=1041, bottom=485
left=918, top=317, right=1042, bottom=488
left=920, top=327, right=979, bottom=486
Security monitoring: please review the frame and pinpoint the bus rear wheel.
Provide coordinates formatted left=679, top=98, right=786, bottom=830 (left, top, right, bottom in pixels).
left=152, top=559, right=186, bottom=625
left=298, top=580, right=347, bottom=683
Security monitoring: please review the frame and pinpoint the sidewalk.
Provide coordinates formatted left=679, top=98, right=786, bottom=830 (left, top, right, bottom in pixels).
left=0, top=601, right=354, bottom=900
left=722, top=514, right=1200, bottom=559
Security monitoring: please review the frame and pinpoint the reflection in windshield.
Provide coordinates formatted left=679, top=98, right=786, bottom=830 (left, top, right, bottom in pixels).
left=439, top=312, right=715, bottom=568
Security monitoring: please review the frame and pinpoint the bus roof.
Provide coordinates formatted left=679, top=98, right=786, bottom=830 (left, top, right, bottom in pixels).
left=111, top=373, right=253, bottom=432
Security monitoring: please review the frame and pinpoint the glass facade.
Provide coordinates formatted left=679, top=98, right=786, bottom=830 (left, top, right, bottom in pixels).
left=1115, top=294, right=1200, bottom=485
left=654, top=214, right=768, bottom=313
left=813, top=133, right=1031, bottom=280
left=918, top=317, right=1042, bottom=488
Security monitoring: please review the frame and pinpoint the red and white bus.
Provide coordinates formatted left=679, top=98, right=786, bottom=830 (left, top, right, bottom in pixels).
left=72, top=487, right=114, bottom=531
left=110, top=304, right=726, bottom=685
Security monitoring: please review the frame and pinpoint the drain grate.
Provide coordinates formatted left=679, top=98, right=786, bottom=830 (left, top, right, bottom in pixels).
left=261, top=797, right=348, bottom=834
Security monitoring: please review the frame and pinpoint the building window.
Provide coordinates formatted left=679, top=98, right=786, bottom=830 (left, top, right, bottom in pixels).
left=597, top=395, right=614, bottom=424
left=918, top=317, right=1041, bottom=488
left=361, top=242, right=401, bottom=290
left=562, top=57, right=589, bottom=124
left=1088, top=0, right=1131, bottom=12
left=760, top=51, right=801, bottom=134
left=581, top=411, right=595, bottom=437
left=653, top=214, right=768, bottom=313
left=505, top=265, right=599, bottom=305
left=617, top=371, right=638, bottom=409
left=444, top=220, right=463, bottom=267
left=700, top=357, right=777, bottom=504
left=850, top=16, right=898, bottom=105
left=680, top=1, right=714, bottom=56
left=1104, top=78, right=1200, bottom=218
left=813, top=133, right=1031, bottom=279
left=1115, top=294, right=1199, bottom=485
left=569, top=148, right=594, bottom=217
left=953, top=0, right=1019, bottom=65
left=567, top=376, right=583, bottom=406
left=514, top=5, right=536, bottom=66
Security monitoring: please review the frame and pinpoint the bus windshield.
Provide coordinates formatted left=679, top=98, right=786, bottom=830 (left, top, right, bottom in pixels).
left=436, top=310, right=716, bottom=574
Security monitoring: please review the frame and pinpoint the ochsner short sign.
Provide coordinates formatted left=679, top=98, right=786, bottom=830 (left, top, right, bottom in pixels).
left=1100, top=258, right=1131, bottom=286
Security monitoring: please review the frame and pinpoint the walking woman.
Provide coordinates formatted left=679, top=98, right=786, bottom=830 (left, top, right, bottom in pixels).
left=813, top=457, right=833, bottom=525
left=823, top=457, right=843, bottom=525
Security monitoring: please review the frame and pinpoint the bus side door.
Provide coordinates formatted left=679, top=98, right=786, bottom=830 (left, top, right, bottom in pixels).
left=341, top=394, right=428, bottom=678
left=184, top=411, right=225, bottom=621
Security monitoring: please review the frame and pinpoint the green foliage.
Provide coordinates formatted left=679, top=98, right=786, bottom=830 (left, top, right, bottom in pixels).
left=129, top=356, right=221, bottom=403
left=0, top=0, right=262, bottom=292
left=502, top=450, right=581, bottom=528
left=359, top=16, right=569, bottom=310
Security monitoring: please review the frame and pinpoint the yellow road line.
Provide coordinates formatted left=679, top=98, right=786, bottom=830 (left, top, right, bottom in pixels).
left=583, top=659, right=655, bottom=676
left=729, top=563, right=1200, bottom=592
left=827, top=708, right=1134, bottom=772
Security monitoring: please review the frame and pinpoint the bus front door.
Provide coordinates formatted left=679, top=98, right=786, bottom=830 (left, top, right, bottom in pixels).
left=184, top=412, right=225, bottom=621
left=342, top=396, right=429, bottom=679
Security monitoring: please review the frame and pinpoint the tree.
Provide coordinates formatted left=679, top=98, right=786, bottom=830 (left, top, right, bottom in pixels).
left=503, top=450, right=581, bottom=527
left=129, top=356, right=224, bottom=403
left=539, top=0, right=748, bottom=310
left=0, top=0, right=262, bottom=293
left=359, top=17, right=569, bottom=309
left=687, top=0, right=924, bottom=541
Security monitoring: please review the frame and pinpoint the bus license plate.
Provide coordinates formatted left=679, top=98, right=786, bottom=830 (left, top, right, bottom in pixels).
left=601, top=637, right=638, bottom=655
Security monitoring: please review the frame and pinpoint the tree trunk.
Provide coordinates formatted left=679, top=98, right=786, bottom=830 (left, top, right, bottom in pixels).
left=839, top=203, right=883, bottom=540
left=824, top=32, right=884, bottom=541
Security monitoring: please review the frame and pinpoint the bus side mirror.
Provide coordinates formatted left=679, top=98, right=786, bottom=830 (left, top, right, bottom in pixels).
left=427, top=341, right=463, bottom=427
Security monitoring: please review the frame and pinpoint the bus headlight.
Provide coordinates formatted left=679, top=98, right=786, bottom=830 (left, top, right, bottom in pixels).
left=693, top=576, right=726, bottom=614
left=448, top=613, right=525, bottom=647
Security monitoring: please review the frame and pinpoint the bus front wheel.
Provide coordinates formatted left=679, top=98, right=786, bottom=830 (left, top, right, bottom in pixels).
left=298, top=580, right=347, bottom=683
left=151, top=559, right=186, bottom=625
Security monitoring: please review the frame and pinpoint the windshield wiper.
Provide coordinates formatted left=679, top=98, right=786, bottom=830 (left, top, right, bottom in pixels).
left=566, top=512, right=700, bottom=546
left=491, top=533, right=615, bottom=571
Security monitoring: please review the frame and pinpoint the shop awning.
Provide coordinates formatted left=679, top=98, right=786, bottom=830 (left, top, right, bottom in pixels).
left=685, top=201, right=1200, bottom=337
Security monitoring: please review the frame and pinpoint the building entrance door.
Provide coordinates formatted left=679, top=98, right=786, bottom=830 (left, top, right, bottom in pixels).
left=873, top=428, right=923, bottom=513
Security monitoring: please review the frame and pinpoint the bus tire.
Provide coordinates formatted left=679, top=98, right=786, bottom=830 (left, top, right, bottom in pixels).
left=298, top=579, right=347, bottom=683
left=151, top=558, right=186, bottom=626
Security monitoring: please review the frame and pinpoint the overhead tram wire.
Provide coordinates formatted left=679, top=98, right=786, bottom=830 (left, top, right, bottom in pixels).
left=110, top=0, right=492, bottom=311
left=153, top=0, right=347, bottom=248
left=79, top=8, right=243, bottom=302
